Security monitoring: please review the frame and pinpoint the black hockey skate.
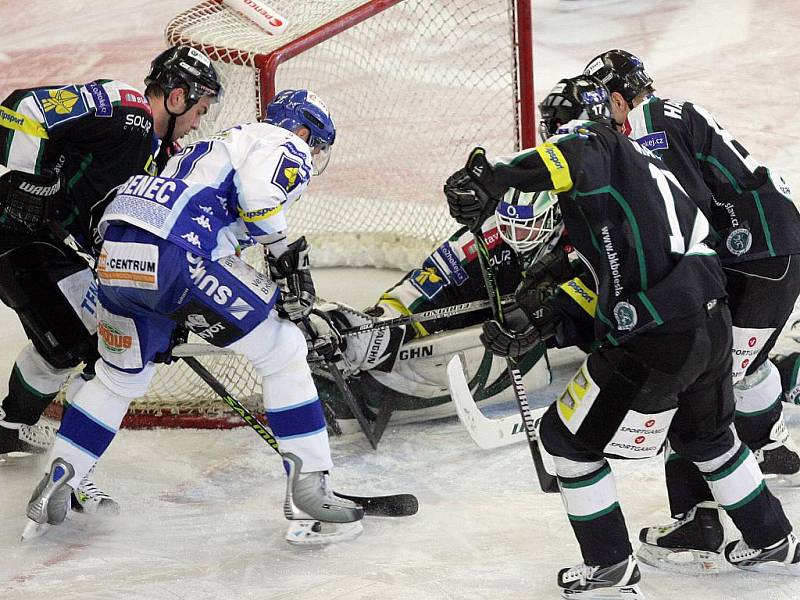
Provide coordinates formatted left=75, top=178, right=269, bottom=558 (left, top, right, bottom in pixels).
left=0, top=423, right=47, bottom=456
left=725, top=532, right=800, bottom=576
left=558, top=555, right=645, bottom=599
left=283, top=452, right=364, bottom=545
left=636, top=501, right=725, bottom=574
left=22, top=457, right=75, bottom=541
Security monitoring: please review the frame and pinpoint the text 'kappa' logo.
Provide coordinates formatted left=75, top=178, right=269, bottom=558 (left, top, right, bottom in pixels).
left=98, top=321, right=132, bottom=353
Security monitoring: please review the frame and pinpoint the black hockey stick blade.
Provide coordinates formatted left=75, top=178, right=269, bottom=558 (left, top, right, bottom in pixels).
left=334, top=492, right=419, bottom=517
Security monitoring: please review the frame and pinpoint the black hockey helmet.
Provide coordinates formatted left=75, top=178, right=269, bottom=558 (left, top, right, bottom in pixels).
left=145, top=45, right=222, bottom=111
left=583, top=49, right=653, bottom=103
left=538, top=75, right=612, bottom=141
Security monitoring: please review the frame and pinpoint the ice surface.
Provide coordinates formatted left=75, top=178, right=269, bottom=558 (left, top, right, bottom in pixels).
left=2, top=1, right=800, bottom=598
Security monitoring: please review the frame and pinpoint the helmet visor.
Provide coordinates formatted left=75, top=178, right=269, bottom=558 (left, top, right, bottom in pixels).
left=310, top=141, right=332, bottom=175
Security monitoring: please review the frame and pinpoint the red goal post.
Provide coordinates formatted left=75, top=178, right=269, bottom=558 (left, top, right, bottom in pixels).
left=46, top=0, right=536, bottom=429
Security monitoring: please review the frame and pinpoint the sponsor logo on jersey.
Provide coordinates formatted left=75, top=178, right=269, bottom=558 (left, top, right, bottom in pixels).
left=436, top=245, right=468, bottom=285
left=117, top=175, right=186, bottom=206
left=272, top=153, right=304, bottom=195
left=601, top=226, right=624, bottom=297
left=461, top=226, right=503, bottom=261
left=228, top=296, right=254, bottom=320
left=33, top=86, right=89, bottom=128
left=240, top=205, right=282, bottom=222
left=98, top=321, right=133, bottom=353
left=726, top=228, right=752, bottom=256
left=613, top=301, right=637, bottom=331
left=85, top=82, right=112, bottom=117
left=119, top=89, right=152, bottom=115
left=636, top=131, right=668, bottom=152
left=409, top=257, right=450, bottom=300
left=125, top=113, right=152, bottom=135
left=97, top=242, right=159, bottom=290
left=187, top=255, right=234, bottom=305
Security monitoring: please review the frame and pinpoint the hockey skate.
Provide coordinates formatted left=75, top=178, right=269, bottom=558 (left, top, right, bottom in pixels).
left=0, top=421, right=52, bottom=456
left=754, top=417, right=800, bottom=486
left=21, top=457, right=75, bottom=541
left=71, top=466, right=120, bottom=515
left=635, top=501, right=725, bottom=574
left=725, top=532, right=800, bottom=576
left=557, top=555, right=645, bottom=599
left=282, top=452, right=364, bottom=546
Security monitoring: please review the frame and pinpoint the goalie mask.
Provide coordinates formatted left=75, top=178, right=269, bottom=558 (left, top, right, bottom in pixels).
left=264, top=89, right=336, bottom=175
left=538, top=75, right=612, bottom=142
left=583, top=49, right=654, bottom=105
left=495, top=189, right=561, bottom=260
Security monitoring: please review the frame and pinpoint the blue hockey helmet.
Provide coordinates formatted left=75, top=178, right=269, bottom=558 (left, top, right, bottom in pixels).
left=495, top=189, right=561, bottom=260
left=264, top=89, right=336, bottom=174
left=538, top=75, right=611, bottom=141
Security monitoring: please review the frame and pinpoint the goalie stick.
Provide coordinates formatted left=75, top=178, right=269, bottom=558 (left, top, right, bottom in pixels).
left=181, top=355, right=419, bottom=517
left=469, top=229, right=559, bottom=494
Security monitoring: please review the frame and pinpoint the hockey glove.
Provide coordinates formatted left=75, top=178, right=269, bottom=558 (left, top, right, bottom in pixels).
left=444, top=147, right=505, bottom=230
left=479, top=305, right=541, bottom=358
left=513, top=279, right=561, bottom=342
left=269, top=237, right=316, bottom=321
left=305, top=309, right=343, bottom=361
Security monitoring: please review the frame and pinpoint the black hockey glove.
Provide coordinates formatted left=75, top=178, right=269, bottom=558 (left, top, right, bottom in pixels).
left=0, top=170, right=62, bottom=234
left=269, top=236, right=316, bottom=321
left=444, top=147, right=505, bottom=230
left=479, top=305, right=541, bottom=358
left=513, top=279, right=561, bottom=342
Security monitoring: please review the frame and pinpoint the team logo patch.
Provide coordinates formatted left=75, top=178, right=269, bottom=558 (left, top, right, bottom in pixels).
left=409, top=260, right=449, bottom=300
left=271, top=153, right=303, bottom=195
left=33, top=86, right=88, bottom=128
left=613, top=301, right=638, bottom=331
left=726, top=228, right=752, bottom=256
left=85, top=82, right=112, bottom=117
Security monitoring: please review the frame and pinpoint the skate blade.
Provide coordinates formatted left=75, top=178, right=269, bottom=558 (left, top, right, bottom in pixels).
left=21, top=518, right=50, bottom=542
left=731, top=560, right=800, bottom=576
left=562, top=583, right=646, bottom=600
left=636, top=543, right=722, bottom=575
left=285, top=519, right=363, bottom=546
left=762, top=472, right=800, bottom=488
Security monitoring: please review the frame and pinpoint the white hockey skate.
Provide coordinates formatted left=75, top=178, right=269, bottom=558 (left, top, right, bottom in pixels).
left=21, top=457, right=75, bottom=541
left=725, top=532, right=800, bottom=576
left=636, top=501, right=725, bottom=574
left=71, top=466, right=120, bottom=515
left=754, top=416, right=800, bottom=487
left=282, top=452, right=364, bottom=546
left=558, top=555, right=645, bottom=599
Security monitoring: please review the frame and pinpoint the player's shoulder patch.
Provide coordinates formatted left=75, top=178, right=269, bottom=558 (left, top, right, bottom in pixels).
left=116, top=86, right=152, bottom=116
left=271, top=151, right=305, bottom=195
left=33, top=85, right=89, bottom=129
left=409, top=256, right=450, bottom=300
left=83, top=81, right=113, bottom=118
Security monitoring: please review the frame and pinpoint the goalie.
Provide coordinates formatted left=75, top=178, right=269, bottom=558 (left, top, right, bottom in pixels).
left=309, top=189, right=594, bottom=442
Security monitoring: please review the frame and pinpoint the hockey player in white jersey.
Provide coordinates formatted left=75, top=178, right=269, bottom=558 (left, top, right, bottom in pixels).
left=22, top=89, right=364, bottom=544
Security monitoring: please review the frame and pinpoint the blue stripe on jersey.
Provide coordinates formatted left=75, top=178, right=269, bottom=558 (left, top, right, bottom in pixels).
left=173, top=141, right=213, bottom=179
left=58, top=405, right=118, bottom=459
left=266, top=397, right=326, bottom=439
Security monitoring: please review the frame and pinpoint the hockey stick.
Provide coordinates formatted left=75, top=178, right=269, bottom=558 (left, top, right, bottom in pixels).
left=336, top=295, right=514, bottom=337
left=447, top=355, right=547, bottom=449
left=181, top=355, right=419, bottom=517
left=469, top=230, right=559, bottom=493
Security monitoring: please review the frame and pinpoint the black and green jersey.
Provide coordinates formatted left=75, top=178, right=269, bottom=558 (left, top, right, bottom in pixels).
left=489, top=121, right=726, bottom=345
left=0, top=79, right=157, bottom=244
left=623, top=96, right=800, bottom=265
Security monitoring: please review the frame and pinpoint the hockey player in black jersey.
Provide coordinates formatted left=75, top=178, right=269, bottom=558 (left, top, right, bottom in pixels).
left=0, top=46, right=220, bottom=508
left=444, top=75, right=799, bottom=598
left=584, top=49, right=800, bottom=570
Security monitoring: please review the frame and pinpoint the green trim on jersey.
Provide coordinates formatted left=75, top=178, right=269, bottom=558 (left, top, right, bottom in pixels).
left=751, top=189, right=776, bottom=256
left=637, top=291, right=664, bottom=326
left=643, top=101, right=654, bottom=133
left=575, top=185, right=648, bottom=291
left=722, top=481, right=766, bottom=512
left=559, top=463, right=612, bottom=489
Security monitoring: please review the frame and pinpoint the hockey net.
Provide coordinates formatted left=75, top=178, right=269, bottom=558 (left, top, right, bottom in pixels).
left=51, top=0, right=535, bottom=428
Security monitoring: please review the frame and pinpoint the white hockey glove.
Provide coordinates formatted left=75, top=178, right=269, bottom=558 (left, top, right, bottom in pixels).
left=269, top=237, right=316, bottom=322
left=304, top=308, right=344, bottom=361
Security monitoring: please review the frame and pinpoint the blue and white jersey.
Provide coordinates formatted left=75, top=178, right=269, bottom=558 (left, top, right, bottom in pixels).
left=98, top=122, right=313, bottom=259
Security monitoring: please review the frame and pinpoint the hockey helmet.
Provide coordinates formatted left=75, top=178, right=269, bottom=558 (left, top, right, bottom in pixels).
left=538, top=75, right=612, bottom=141
left=583, top=49, right=654, bottom=103
left=264, top=89, right=336, bottom=174
left=145, top=46, right=222, bottom=110
left=495, top=189, right=561, bottom=259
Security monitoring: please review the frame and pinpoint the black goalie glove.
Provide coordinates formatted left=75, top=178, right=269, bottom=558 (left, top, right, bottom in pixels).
left=444, top=147, right=505, bottom=230
left=480, top=305, right=541, bottom=359
left=269, top=236, right=316, bottom=321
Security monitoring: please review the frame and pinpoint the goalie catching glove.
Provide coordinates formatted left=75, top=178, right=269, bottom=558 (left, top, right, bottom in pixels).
left=444, top=147, right=506, bottom=230
left=269, top=236, right=316, bottom=321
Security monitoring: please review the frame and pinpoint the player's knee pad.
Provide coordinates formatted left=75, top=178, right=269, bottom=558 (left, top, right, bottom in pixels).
left=733, top=360, right=780, bottom=409
left=227, top=312, right=308, bottom=378
left=94, top=359, right=158, bottom=399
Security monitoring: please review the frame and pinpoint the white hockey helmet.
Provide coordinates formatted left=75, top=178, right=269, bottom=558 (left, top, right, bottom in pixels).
left=495, top=189, right=561, bottom=257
